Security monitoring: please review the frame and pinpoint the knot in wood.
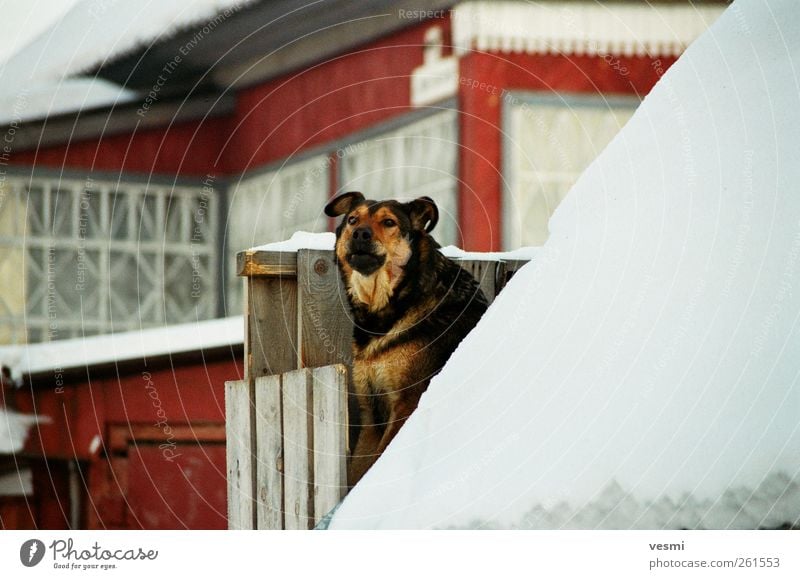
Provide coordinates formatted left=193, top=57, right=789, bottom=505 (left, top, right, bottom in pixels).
left=314, top=258, right=329, bottom=275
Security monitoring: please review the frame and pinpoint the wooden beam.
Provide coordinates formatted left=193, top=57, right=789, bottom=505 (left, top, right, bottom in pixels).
left=237, top=250, right=298, bottom=277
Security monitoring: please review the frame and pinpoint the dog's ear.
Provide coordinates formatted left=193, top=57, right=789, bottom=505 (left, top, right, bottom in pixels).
left=405, top=196, right=438, bottom=233
left=325, top=191, right=365, bottom=217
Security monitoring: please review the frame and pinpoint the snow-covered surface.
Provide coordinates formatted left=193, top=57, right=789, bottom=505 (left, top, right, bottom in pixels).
left=0, top=316, right=243, bottom=383
left=250, top=231, right=540, bottom=262
left=0, top=1, right=79, bottom=66
left=0, top=0, right=250, bottom=124
left=439, top=245, right=539, bottom=262
left=0, top=78, right=137, bottom=126
left=0, top=409, right=43, bottom=454
left=250, top=231, right=336, bottom=252
left=330, top=0, right=800, bottom=530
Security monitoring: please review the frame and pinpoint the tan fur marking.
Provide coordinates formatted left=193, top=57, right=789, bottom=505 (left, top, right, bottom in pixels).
left=338, top=207, right=412, bottom=312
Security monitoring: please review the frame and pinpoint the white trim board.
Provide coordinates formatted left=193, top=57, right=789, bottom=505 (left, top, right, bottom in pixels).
left=452, top=1, right=726, bottom=58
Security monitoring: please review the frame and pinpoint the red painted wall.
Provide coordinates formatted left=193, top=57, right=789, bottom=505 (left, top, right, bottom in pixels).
left=225, top=18, right=451, bottom=172
left=9, top=19, right=448, bottom=179
left=458, top=52, right=677, bottom=251
left=12, top=353, right=242, bottom=529
left=12, top=117, right=230, bottom=177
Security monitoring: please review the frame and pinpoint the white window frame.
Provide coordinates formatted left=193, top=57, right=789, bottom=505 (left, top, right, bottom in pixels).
left=338, top=107, right=460, bottom=246
left=502, top=91, right=639, bottom=249
left=0, top=172, right=218, bottom=343
left=225, top=154, right=331, bottom=314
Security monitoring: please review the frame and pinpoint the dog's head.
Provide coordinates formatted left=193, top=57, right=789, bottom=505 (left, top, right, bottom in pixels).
left=324, top=192, right=438, bottom=307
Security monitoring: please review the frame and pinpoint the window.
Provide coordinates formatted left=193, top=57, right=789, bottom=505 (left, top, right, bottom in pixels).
left=225, top=155, right=330, bottom=314
left=504, top=94, right=637, bottom=249
left=0, top=174, right=217, bottom=344
left=340, top=109, right=459, bottom=246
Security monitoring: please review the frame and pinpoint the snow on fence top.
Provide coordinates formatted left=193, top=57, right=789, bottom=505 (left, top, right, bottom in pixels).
left=249, top=230, right=540, bottom=262
left=0, top=316, right=243, bottom=384
left=329, top=0, right=800, bottom=530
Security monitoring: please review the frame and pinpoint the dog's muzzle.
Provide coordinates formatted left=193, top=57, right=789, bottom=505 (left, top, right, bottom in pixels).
left=347, top=227, right=385, bottom=274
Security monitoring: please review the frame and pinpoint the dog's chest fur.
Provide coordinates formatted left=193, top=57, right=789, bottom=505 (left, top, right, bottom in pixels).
left=346, top=244, right=410, bottom=312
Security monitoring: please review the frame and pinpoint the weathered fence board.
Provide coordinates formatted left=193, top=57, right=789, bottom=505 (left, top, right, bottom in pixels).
left=459, top=259, right=508, bottom=305
left=254, top=374, right=283, bottom=530
left=225, top=379, right=255, bottom=530
left=280, top=369, right=313, bottom=530
left=312, top=364, right=349, bottom=521
left=297, top=249, right=353, bottom=368
left=226, top=364, right=348, bottom=530
left=247, top=277, right=298, bottom=379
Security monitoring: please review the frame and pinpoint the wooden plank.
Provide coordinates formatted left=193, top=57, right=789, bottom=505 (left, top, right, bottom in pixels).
left=297, top=249, right=353, bottom=368
left=493, top=261, right=508, bottom=297
left=225, top=379, right=255, bottom=530
left=247, top=276, right=298, bottom=380
left=459, top=259, right=501, bottom=304
left=243, top=276, right=251, bottom=381
left=502, top=259, right=530, bottom=285
left=254, top=374, right=283, bottom=529
left=238, top=249, right=299, bottom=277
left=281, top=368, right=314, bottom=530
left=312, top=364, right=348, bottom=524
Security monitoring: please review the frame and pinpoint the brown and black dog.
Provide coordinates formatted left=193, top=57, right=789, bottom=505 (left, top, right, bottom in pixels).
left=324, top=191, right=488, bottom=485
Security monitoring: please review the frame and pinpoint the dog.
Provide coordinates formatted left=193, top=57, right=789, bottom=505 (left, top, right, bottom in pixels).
left=324, top=191, right=488, bottom=485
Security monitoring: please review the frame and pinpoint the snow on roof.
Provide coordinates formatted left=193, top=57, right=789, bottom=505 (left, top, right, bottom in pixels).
left=330, top=0, right=800, bottom=530
left=0, top=316, right=243, bottom=384
left=0, top=0, right=250, bottom=124
left=0, top=408, right=43, bottom=454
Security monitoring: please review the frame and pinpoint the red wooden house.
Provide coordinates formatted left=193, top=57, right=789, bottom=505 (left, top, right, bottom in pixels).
left=0, top=0, right=725, bottom=528
left=0, top=318, right=242, bottom=529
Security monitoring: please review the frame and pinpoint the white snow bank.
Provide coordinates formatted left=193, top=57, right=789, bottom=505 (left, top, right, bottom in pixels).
left=0, top=0, right=250, bottom=123
left=0, top=409, right=44, bottom=454
left=330, top=0, right=800, bottom=529
left=0, top=316, right=243, bottom=383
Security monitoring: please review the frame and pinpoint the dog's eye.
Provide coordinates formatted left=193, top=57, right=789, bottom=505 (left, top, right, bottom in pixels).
left=382, top=218, right=396, bottom=227
left=347, top=215, right=358, bottom=225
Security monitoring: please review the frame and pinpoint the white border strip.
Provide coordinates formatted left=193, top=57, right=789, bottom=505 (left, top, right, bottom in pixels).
left=453, top=1, right=726, bottom=58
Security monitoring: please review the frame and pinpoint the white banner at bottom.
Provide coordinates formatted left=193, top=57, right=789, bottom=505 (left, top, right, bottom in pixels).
left=0, top=530, right=797, bottom=578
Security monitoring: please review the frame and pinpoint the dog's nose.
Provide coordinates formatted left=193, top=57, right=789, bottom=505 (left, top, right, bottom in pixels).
left=352, top=227, right=372, bottom=242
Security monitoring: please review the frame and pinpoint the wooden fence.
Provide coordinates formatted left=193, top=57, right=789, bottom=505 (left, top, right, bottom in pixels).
left=226, top=247, right=527, bottom=529
left=226, top=365, right=346, bottom=529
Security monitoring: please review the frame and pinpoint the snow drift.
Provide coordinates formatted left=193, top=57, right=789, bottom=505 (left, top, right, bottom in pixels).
left=329, top=0, right=800, bottom=529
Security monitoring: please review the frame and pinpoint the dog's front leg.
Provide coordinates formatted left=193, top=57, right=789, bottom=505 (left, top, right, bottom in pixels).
left=375, top=395, right=419, bottom=455
left=347, top=396, right=382, bottom=487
